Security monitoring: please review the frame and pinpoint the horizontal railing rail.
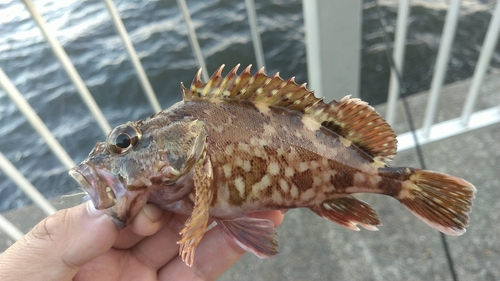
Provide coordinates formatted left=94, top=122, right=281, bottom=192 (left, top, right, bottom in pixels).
left=0, top=0, right=499, bottom=247
left=393, top=0, right=500, bottom=151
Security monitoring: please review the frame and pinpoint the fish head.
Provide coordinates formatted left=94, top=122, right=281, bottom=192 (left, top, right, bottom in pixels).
left=69, top=118, right=206, bottom=228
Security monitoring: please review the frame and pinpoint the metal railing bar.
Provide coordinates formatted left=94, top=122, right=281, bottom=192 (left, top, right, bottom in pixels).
left=397, top=105, right=500, bottom=151
left=22, top=0, right=111, bottom=135
left=0, top=152, right=57, bottom=216
left=0, top=214, right=24, bottom=242
left=461, top=0, right=500, bottom=126
left=422, top=0, right=462, bottom=137
left=375, top=3, right=458, bottom=279
left=245, top=0, right=266, bottom=69
left=176, top=0, right=209, bottom=81
left=302, top=0, right=322, bottom=97
left=386, top=0, right=410, bottom=125
left=0, top=68, right=76, bottom=170
left=102, top=0, right=162, bottom=113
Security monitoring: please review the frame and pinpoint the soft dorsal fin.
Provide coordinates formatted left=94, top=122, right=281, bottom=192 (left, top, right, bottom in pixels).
left=181, top=64, right=397, bottom=161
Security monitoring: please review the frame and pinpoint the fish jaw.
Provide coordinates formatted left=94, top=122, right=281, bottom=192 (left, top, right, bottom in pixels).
left=69, top=163, right=120, bottom=210
left=69, top=163, right=149, bottom=228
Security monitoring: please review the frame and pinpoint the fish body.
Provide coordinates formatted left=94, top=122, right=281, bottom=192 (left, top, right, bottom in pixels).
left=148, top=98, right=394, bottom=218
left=70, top=65, right=475, bottom=266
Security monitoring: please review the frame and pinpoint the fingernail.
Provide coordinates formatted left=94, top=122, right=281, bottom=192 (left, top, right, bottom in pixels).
left=280, top=209, right=289, bottom=215
left=142, top=203, right=163, bottom=223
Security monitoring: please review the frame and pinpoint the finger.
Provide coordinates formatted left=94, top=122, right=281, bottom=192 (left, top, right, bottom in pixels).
left=113, top=203, right=170, bottom=249
left=130, top=213, right=220, bottom=271
left=130, top=203, right=170, bottom=236
left=128, top=213, right=188, bottom=269
left=0, top=202, right=119, bottom=281
left=158, top=210, right=285, bottom=281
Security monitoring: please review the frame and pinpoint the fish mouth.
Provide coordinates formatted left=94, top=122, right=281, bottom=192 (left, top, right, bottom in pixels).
left=69, top=163, right=123, bottom=210
left=69, top=163, right=149, bottom=229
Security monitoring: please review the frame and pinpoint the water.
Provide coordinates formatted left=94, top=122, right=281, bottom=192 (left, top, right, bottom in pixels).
left=0, top=0, right=498, bottom=212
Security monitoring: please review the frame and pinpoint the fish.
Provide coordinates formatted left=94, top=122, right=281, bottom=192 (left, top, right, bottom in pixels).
left=69, top=64, right=476, bottom=267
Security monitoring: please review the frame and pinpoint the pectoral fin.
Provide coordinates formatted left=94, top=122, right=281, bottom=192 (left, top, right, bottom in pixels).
left=216, top=216, right=278, bottom=259
left=177, top=153, right=213, bottom=267
left=310, top=196, right=381, bottom=231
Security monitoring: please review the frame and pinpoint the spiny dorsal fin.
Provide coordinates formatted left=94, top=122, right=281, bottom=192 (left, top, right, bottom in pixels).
left=181, top=64, right=397, bottom=161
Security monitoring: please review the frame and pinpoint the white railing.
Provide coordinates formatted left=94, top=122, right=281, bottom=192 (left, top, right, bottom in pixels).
left=102, top=0, right=161, bottom=112
left=386, top=0, right=500, bottom=150
left=0, top=0, right=499, bottom=243
left=21, top=0, right=112, bottom=135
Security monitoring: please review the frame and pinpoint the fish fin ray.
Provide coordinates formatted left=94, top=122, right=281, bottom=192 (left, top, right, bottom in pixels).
left=182, top=65, right=396, bottom=161
left=177, top=153, right=213, bottom=267
left=310, top=196, right=381, bottom=231
left=397, top=169, right=476, bottom=236
left=216, top=216, right=278, bottom=258
left=321, top=96, right=397, bottom=161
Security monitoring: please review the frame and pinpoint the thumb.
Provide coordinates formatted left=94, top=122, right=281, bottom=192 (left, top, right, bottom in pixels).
left=0, top=201, right=119, bottom=281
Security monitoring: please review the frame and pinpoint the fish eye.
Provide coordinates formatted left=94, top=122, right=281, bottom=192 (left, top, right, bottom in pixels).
left=106, top=124, right=142, bottom=155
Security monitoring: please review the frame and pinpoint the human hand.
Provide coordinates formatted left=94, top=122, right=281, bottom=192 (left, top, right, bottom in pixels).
left=0, top=201, right=284, bottom=281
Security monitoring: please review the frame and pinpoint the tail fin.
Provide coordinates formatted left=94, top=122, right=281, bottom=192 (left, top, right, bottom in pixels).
left=397, top=169, right=476, bottom=236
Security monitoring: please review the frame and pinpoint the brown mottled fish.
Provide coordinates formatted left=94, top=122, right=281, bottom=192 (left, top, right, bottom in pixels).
left=69, top=65, right=475, bottom=267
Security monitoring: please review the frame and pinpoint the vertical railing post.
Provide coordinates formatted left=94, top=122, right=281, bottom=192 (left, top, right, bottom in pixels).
left=102, top=0, right=162, bottom=113
left=245, top=0, right=266, bottom=69
left=0, top=68, right=76, bottom=170
left=303, top=0, right=361, bottom=101
left=22, top=0, right=112, bottom=135
left=386, top=0, right=411, bottom=125
left=176, top=0, right=209, bottom=81
left=0, top=214, right=24, bottom=242
left=422, top=0, right=462, bottom=137
left=0, top=152, right=57, bottom=216
left=461, top=0, right=500, bottom=126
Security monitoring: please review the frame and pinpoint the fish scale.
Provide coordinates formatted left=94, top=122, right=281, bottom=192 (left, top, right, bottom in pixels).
left=69, top=64, right=476, bottom=267
left=171, top=101, right=372, bottom=210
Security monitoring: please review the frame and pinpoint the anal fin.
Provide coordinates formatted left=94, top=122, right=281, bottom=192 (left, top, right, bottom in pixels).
left=216, top=216, right=278, bottom=259
left=310, top=196, right=381, bottom=231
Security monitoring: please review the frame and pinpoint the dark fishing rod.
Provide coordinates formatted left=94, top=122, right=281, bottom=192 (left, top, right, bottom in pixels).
left=373, top=2, right=459, bottom=281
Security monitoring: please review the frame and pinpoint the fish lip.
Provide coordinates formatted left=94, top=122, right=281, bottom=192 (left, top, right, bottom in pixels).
left=70, top=163, right=150, bottom=229
left=69, top=163, right=118, bottom=210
